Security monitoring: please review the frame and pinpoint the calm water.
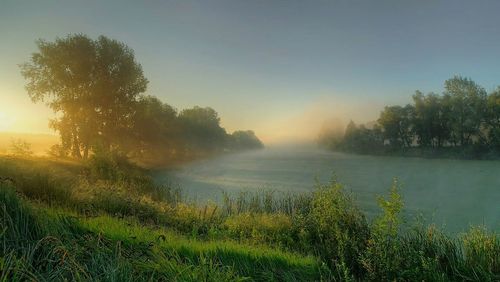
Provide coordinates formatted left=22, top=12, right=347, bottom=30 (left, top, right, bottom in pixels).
left=157, top=145, right=500, bottom=233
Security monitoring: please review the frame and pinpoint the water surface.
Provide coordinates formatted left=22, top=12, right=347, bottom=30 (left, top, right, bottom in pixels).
left=157, top=145, right=500, bottom=233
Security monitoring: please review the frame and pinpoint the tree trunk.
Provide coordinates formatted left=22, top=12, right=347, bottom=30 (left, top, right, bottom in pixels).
left=83, top=144, right=89, bottom=159
left=71, top=130, right=82, bottom=159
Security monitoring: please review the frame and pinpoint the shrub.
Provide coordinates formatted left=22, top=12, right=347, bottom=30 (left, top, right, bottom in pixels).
left=306, top=178, right=370, bottom=275
left=9, top=139, right=33, bottom=157
left=85, top=150, right=126, bottom=181
left=47, top=144, right=69, bottom=158
left=361, top=179, right=405, bottom=280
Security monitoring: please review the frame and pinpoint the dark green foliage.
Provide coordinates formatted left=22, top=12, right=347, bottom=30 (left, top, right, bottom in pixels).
left=306, top=180, right=369, bottom=274
left=178, top=106, right=228, bottom=152
left=378, top=105, right=415, bottom=148
left=329, top=121, right=384, bottom=153
left=320, top=76, right=500, bottom=159
left=229, top=130, right=264, bottom=150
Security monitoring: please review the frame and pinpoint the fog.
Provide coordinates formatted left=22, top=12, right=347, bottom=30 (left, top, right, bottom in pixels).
left=252, top=95, right=385, bottom=145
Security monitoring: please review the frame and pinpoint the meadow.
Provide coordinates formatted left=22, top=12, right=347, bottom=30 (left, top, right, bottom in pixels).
left=0, top=154, right=498, bottom=281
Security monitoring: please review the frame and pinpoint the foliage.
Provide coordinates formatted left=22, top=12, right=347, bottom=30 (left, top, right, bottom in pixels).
left=9, top=139, right=33, bottom=157
left=378, top=105, right=414, bottom=148
left=20, top=34, right=148, bottom=159
left=20, top=34, right=264, bottom=165
left=229, top=130, right=264, bottom=150
left=178, top=106, right=228, bottom=152
left=320, top=75, right=500, bottom=158
left=47, top=143, right=69, bottom=158
left=306, top=179, right=370, bottom=274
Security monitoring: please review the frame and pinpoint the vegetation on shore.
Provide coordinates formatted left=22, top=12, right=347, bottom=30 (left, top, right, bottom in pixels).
left=1, top=154, right=498, bottom=281
left=319, top=76, right=500, bottom=159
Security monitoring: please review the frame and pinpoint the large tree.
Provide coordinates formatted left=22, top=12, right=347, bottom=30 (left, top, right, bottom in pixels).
left=486, top=88, right=500, bottom=148
left=444, top=76, right=487, bottom=146
left=178, top=106, right=227, bottom=152
left=20, top=34, right=148, bottom=158
left=130, top=95, right=180, bottom=160
left=412, top=91, right=451, bottom=147
left=229, top=130, right=264, bottom=150
left=378, top=105, right=414, bottom=148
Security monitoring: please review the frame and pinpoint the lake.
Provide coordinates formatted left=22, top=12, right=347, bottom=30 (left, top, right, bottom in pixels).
left=157, top=145, right=500, bottom=233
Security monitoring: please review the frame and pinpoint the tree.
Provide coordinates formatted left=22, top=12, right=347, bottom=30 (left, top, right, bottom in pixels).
left=444, top=76, right=487, bottom=146
left=485, top=88, right=500, bottom=148
left=178, top=106, right=228, bottom=152
left=412, top=91, right=451, bottom=147
left=20, top=34, right=148, bottom=159
left=130, top=95, right=180, bottom=160
left=340, top=121, right=383, bottom=153
left=229, top=130, right=264, bottom=150
left=378, top=105, right=414, bottom=148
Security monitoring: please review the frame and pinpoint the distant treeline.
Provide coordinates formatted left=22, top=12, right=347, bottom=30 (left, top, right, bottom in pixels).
left=20, top=34, right=263, bottom=165
left=319, top=76, right=500, bottom=159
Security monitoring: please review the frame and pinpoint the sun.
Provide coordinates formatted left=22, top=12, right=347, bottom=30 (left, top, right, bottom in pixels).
left=0, top=111, right=14, bottom=132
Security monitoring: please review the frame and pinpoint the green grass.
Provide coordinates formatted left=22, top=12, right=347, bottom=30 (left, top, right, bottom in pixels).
left=0, top=185, right=326, bottom=281
left=1, top=155, right=499, bottom=281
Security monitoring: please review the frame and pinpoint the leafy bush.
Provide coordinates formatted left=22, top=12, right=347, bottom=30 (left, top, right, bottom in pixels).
left=361, top=179, right=411, bottom=280
left=85, top=149, right=128, bottom=181
left=305, top=178, right=370, bottom=275
left=9, top=139, right=33, bottom=157
left=47, top=144, right=68, bottom=158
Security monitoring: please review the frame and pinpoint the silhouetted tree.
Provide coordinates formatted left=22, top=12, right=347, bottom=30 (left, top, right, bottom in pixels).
left=321, top=76, right=500, bottom=158
left=130, top=95, right=180, bottom=160
left=178, top=106, right=228, bottom=152
left=444, top=76, right=487, bottom=146
left=229, top=130, right=264, bottom=150
left=20, top=34, right=148, bottom=158
left=412, top=91, right=451, bottom=147
left=378, top=105, right=414, bottom=148
left=486, top=87, right=500, bottom=148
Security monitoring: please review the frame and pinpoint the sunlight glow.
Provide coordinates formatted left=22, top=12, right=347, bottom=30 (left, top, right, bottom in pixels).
left=0, top=111, right=15, bottom=132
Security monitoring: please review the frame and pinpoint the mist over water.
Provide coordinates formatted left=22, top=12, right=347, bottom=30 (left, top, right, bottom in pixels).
left=157, top=145, right=500, bottom=233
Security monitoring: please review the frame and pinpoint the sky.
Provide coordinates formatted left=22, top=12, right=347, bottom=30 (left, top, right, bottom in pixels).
left=1, top=0, right=500, bottom=143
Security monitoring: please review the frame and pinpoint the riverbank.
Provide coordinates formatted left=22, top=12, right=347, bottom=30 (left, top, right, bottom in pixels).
left=326, top=145, right=500, bottom=161
left=1, top=155, right=498, bottom=280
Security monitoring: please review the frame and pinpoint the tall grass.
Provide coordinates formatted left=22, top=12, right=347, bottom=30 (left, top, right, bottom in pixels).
left=1, top=184, right=326, bottom=281
left=1, top=155, right=499, bottom=281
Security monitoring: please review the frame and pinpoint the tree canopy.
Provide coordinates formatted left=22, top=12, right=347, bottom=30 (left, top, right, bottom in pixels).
left=20, top=34, right=148, bottom=158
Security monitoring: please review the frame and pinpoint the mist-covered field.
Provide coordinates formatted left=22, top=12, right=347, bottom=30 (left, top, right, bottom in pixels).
left=162, top=145, right=500, bottom=233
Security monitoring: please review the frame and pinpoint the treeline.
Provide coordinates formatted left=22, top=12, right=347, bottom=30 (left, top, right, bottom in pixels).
left=20, top=34, right=263, bottom=165
left=319, top=76, right=500, bottom=158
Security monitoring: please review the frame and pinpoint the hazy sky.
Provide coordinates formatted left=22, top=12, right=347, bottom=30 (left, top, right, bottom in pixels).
left=1, top=0, right=500, bottom=143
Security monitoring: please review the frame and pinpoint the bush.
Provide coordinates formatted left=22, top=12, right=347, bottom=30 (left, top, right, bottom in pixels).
left=9, top=139, right=33, bottom=157
left=304, top=178, right=370, bottom=275
left=47, top=144, right=69, bottom=158
left=85, top=150, right=127, bottom=181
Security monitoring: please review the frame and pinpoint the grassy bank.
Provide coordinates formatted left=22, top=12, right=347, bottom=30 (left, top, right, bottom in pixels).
left=1, top=155, right=499, bottom=281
